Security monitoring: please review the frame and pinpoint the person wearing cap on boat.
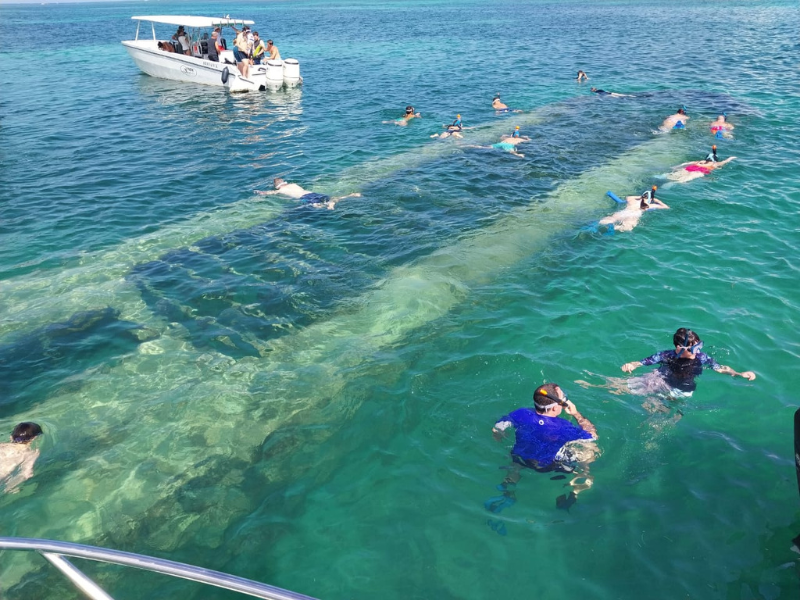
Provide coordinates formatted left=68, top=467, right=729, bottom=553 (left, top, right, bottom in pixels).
left=1, top=422, right=43, bottom=494
left=598, top=186, right=668, bottom=232
left=214, top=27, right=226, bottom=55
left=255, top=178, right=362, bottom=210
left=252, top=32, right=266, bottom=64
left=266, top=39, right=281, bottom=61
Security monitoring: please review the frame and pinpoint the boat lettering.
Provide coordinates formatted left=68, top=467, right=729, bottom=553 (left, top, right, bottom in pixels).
left=180, top=66, right=197, bottom=77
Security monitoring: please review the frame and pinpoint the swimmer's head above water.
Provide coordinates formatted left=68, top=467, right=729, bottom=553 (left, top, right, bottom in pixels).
left=639, top=185, right=657, bottom=209
left=673, top=328, right=703, bottom=357
left=405, top=105, right=415, bottom=114
left=533, top=383, right=568, bottom=413
left=11, top=422, right=42, bottom=444
left=273, top=177, right=287, bottom=189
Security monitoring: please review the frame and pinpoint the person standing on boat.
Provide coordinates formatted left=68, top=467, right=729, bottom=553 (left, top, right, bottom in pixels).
left=207, top=30, right=220, bottom=62
left=214, top=27, right=226, bottom=56
left=232, top=26, right=252, bottom=78
left=252, top=32, right=266, bottom=64
left=266, top=40, right=281, bottom=61
left=174, top=26, right=191, bottom=55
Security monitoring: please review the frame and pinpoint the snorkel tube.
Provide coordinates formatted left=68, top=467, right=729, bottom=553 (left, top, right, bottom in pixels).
left=640, top=185, right=657, bottom=209
left=674, top=329, right=704, bottom=357
left=705, top=145, right=718, bottom=162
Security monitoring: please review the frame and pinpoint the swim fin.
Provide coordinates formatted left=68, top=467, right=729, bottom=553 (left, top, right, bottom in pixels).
left=556, top=491, right=578, bottom=511
left=484, top=492, right=516, bottom=514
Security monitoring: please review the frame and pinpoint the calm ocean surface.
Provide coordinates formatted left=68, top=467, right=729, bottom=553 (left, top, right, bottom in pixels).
left=2, top=0, right=800, bottom=597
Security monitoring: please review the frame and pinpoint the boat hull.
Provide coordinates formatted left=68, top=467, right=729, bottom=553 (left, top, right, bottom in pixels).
left=122, top=40, right=268, bottom=93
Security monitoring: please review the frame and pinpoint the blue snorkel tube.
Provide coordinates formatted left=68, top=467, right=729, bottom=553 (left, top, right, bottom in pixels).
left=606, top=191, right=626, bottom=204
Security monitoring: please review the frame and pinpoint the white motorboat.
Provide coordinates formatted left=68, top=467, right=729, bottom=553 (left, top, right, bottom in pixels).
left=122, top=15, right=302, bottom=93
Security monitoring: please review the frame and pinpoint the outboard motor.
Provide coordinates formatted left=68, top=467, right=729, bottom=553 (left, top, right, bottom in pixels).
left=283, top=58, right=301, bottom=87
left=265, top=59, right=284, bottom=88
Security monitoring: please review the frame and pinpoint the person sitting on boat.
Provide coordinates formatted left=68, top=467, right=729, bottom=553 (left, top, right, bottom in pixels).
left=207, top=31, right=220, bottom=61
left=157, top=41, right=176, bottom=53
left=214, top=27, right=227, bottom=53
left=252, top=32, right=266, bottom=64
left=1, top=422, right=43, bottom=494
left=255, top=178, right=362, bottom=210
left=266, top=40, right=281, bottom=61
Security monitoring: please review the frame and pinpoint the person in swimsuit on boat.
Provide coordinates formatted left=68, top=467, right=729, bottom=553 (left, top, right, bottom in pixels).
left=576, top=70, right=588, bottom=82
left=598, top=186, right=668, bottom=232
left=255, top=178, right=361, bottom=210
left=492, top=94, right=521, bottom=113
left=667, top=146, right=736, bottom=183
left=660, top=106, right=690, bottom=131
left=1, top=422, right=43, bottom=494
left=489, top=383, right=600, bottom=514
left=709, top=114, right=734, bottom=139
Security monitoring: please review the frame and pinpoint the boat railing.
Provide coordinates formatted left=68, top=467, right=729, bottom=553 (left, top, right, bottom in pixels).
left=0, top=537, right=318, bottom=600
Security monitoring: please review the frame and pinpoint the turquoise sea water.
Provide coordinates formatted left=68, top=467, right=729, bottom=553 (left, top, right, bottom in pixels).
left=2, top=0, right=800, bottom=598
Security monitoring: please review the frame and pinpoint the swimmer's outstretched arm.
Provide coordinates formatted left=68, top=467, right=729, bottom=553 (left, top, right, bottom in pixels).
left=621, top=361, right=642, bottom=373
left=717, top=157, right=737, bottom=166
left=715, top=364, right=756, bottom=381
left=255, top=189, right=281, bottom=196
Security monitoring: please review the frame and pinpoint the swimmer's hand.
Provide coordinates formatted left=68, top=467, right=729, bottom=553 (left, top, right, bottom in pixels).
left=563, top=400, right=578, bottom=416
left=621, top=361, right=641, bottom=373
left=739, top=371, right=756, bottom=381
left=492, top=427, right=506, bottom=441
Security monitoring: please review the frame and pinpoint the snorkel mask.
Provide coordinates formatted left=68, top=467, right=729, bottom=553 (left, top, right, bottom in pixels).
left=675, top=330, right=704, bottom=357
left=704, top=145, right=718, bottom=162
left=536, top=388, right=569, bottom=410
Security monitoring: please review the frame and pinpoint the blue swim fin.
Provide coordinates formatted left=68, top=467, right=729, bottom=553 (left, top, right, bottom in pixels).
left=484, top=492, right=516, bottom=514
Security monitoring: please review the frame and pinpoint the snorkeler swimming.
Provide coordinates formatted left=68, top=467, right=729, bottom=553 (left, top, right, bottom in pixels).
left=660, top=106, right=690, bottom=131
left=490, top=383, right=599, bottom=512
left=620, top=327, right=756, bottom=396
left=709, top=114, right=734, bottom=139
left=576, top=70, right=588, bottom=82
left=255, top=178, right=362, bottom=210
left=667, top=146, right=736, bottom=183
left=387, top=105, right=421, bottom=126
left=474, top=128, right=529, bottom=157
left=590, top=87, right=632, bottom=98
left=492, top=94, right=522, bottom=113
left=597, top=186, right=668, bottom=233
left=431, top=114, right=465, bottom=139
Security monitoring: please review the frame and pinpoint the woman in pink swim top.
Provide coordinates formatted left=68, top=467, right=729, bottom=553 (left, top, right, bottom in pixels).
left=668, top=146, right=737, bottom=183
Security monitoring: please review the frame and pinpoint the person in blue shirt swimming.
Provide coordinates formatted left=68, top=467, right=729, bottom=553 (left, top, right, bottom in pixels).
left=621, top=327, right=756, bottom=395
left=489, top=383, right=599, bottom=511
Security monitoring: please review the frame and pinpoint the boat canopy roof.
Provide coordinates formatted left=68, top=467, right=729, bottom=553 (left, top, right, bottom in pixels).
left=131, top=16, right=256, bottom=28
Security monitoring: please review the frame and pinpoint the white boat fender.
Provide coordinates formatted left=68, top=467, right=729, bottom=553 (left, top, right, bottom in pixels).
left=221, top=67, right=229, bottom=84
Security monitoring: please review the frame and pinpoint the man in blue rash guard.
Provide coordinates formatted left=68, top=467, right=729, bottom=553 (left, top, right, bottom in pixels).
left=490, top=383, right=599, bottom=510
left=621, top=327, right=757, bottom=395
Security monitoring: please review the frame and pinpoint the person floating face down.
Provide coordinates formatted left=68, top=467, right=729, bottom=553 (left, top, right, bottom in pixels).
left=490, top=383, right=600, bottom=511
left=1, top=422, right=43, bottom=494
left=660, top=106, right=690, bottom=131
left=255, top=178, right=362, bottom=210
left=621, top=327, right=756, bottom=395
left=709, top=113, right=734, bottom=139
left=598, top=186, right=669, bottom=233
left=668, top=145, right=737, bottom=183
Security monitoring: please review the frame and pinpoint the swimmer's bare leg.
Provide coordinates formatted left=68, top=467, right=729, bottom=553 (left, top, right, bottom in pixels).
left=574, top=373, right=631, bottom=396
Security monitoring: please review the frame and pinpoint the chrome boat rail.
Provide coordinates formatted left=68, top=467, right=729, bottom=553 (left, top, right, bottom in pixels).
left=0, top=537, right=318, bottom=600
